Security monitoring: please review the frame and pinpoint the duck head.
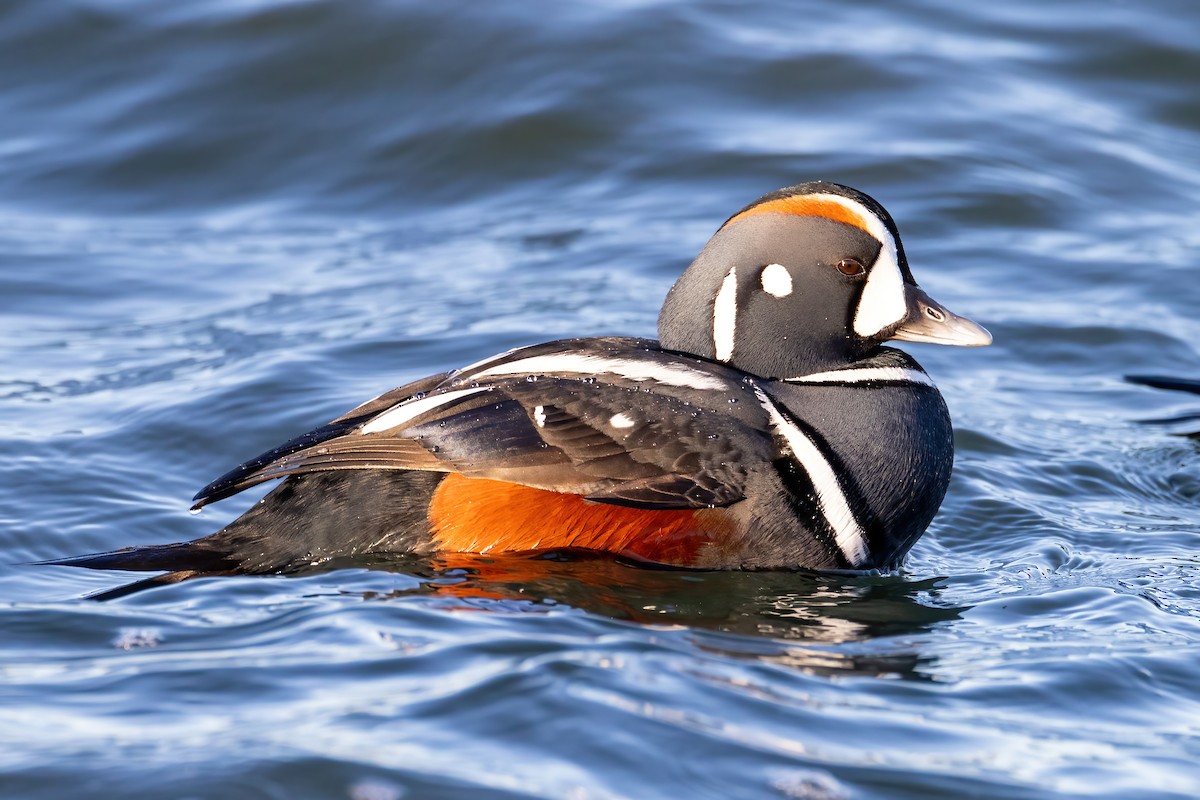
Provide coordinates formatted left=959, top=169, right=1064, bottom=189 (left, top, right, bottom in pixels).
left=658, top=181, right=991, bottom=377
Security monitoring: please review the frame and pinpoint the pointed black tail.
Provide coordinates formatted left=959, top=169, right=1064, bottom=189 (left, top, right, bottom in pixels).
left=43, top=470, right=444, bottom=600
left=38, top=541, right=236, bottom=602
left=83, top=571, right=203, bottom=601
left=39, top=541, right=236, bottom=574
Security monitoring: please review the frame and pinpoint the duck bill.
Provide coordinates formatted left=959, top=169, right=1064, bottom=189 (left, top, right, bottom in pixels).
left=890, top=286, right=992, bottom=347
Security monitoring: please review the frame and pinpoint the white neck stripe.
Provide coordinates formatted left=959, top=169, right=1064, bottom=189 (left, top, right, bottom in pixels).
left=473, top=353, right=730, bottom=391
left=713, top=265, right=738, bottom=362
left=783, top=366, right=934, bottom=387
left=754, top=387, right=870, bottom=566
left=361, top=387, right=491, bottom=434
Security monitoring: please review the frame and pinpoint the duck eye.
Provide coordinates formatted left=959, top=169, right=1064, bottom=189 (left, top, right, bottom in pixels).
left=836, top=258, right=865, bottom=276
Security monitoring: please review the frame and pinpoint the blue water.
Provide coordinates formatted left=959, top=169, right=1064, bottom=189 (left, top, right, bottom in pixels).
left=2, top=1, right=1199, bottom=798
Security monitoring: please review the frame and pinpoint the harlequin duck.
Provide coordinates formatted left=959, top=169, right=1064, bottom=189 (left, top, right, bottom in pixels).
left=48, top=182, right=991, bottom=597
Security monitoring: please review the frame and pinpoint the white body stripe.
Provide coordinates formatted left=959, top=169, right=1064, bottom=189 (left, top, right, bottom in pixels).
left=713, top=265, right=738, bottom=361
left=809, top=193, right=908, bottom=339
left=454, top=345, right=525, bottom=377
left=360, top=387, right=491, bottom=434
left=473, top=354, right=729, bottom=391
left=754, top=387, right=870, bottom=566
left=760, top=263, right=793, bottom=298
left=784, top=366, right=934, bottom=387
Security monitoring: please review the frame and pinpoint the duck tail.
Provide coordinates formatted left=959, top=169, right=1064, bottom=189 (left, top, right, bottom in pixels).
left=41, top=470, right=445, bottom=600
left=38, top=540, right=235, bottom=574
left=37, top=541, right=237, bottom=601
left=82, top=571, right=204, bottom=601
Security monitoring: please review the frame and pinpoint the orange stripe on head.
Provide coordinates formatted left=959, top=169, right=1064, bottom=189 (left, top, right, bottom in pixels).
left=428, top=474, right=738, bottom=568
left=723, top=194, right=874, bottom=237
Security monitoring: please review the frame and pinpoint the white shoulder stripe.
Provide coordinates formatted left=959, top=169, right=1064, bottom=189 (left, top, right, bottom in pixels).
left=454, top=344, right=526, bottom=377
left=472, top=353, right=730, bottom=391
left=783, top=366, right=934, bottom=387
left=713, top=265, right=738, bottom=362
left=754, top=387, right=870, bottom=567
left=360, top=387, right=491, bottom=434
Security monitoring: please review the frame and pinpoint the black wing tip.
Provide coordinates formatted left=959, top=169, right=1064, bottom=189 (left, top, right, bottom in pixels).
left=191, top=480, right=238, bottom=510
left=190, top=417, right=368, bottom=509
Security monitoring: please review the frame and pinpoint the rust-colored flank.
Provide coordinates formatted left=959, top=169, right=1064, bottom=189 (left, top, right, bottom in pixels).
left=428, top=473, right=735, bottom=567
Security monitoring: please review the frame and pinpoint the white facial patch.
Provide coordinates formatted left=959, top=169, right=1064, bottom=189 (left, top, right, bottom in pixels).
left=712, top=265, right=738, bottom=362
left=609, top=412, right=635, bottom=429
left=808, top=193, right=909, bottom=339
left=754, top=386, right=870, bottom=567
left=360, top=387, right=491, bottom=434
left=759, top=263, right=793, bottom=298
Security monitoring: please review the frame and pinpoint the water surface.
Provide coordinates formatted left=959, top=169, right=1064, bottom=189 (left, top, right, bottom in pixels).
left=2, top=1, right=1199, bottom=798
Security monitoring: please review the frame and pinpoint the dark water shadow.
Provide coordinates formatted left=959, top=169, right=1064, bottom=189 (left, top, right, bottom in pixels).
left=328, top=550, right=967, bottom=680
left=1127, top=374, right=1200, bottom=439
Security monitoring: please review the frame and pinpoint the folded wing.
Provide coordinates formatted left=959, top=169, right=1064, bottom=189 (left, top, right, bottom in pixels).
left=192, top=338, right=776, bottom=512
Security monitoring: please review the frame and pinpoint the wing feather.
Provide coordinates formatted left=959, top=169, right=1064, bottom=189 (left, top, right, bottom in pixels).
left=192, top=339, right=777, bottom=511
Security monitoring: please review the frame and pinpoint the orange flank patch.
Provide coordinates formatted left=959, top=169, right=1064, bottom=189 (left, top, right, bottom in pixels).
left=428, top=474, right=738, bottom=568
left=724, top=195, right=871, bottom=236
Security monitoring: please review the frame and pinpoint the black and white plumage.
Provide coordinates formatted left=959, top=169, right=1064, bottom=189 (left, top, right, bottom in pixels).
left=47, top=181, right=991, bottom=595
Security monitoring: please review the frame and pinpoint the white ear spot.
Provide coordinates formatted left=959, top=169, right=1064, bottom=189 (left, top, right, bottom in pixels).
left=760, top=263, right=793, bottom=298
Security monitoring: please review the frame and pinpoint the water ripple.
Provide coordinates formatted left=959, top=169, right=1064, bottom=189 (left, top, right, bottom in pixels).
left=4, top=0, right=1200, bottom=797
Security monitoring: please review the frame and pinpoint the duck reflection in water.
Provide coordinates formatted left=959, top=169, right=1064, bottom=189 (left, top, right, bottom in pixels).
left=1127, top=374, right=1200, bottom=439
left=347, top=551, right=966, bottom=680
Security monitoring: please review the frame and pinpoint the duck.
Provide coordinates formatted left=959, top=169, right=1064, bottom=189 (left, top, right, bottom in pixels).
left=47, top=181, right=991, bottom=597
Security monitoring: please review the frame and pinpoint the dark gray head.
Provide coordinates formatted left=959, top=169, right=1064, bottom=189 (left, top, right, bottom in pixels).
left=658, top=182, right=991, bottom=377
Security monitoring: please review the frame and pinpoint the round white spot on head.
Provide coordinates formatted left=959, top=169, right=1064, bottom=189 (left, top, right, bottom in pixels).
left=760, top=263, right=793, bottom=298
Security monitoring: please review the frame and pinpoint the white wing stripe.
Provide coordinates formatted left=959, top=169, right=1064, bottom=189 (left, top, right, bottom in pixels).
left=473, top=354, right=730, bottom=391
left=754, top=387, right=870, bottom=566
left=360, top=387, right=491, bottom=434
left=784, top=366, right=933, bottom=386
